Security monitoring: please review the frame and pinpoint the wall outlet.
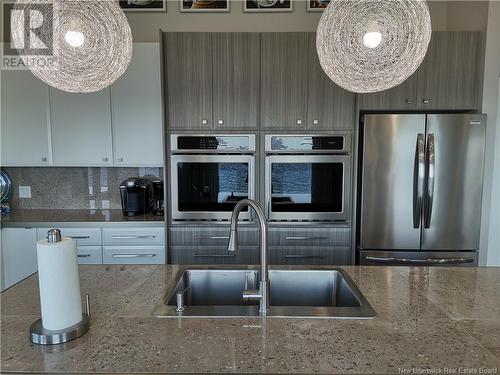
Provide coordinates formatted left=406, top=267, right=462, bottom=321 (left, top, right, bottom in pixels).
left=18, top=186, right=31, bottom=199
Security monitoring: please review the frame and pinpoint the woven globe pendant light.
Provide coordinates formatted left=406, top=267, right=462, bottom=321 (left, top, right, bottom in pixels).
left=316, top=0, right=432, bottom=94
left=11, top=0, right=133, bottom=93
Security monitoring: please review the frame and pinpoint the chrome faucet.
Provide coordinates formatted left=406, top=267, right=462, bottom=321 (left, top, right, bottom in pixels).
left=227, top=199, right=270, bottom=315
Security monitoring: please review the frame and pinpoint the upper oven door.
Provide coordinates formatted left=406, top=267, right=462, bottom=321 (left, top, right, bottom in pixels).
left=265, top=155, right=351, bottom=222
left=171, top=154, right=255, bottom=221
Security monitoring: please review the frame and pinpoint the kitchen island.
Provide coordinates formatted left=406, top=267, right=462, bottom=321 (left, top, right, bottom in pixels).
left=1, top=265, right=499, bottom=374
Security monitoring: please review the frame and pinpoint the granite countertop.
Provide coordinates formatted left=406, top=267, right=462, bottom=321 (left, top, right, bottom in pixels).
left=1, top=209, right=164, bottom=228
left=1, top=265, right=499, bottom=374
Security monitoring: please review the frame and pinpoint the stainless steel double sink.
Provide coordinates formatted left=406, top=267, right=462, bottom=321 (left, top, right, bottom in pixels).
left=152, top=268, right=376, bottom=319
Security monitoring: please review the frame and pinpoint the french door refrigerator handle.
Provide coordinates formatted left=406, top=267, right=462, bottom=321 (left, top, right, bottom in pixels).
left=365, top=256, right=475, bottom=265
left=413, top=133, right=425, bottom=228
left=424, top=133, right=435, bottom=229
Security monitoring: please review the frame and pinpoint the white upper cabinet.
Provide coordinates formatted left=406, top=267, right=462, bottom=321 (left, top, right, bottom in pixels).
left=110, top=43, right=163, bottom=166
left=49, top=87, right=113, bottom=166
left=1, top=70, right=51, bottom=166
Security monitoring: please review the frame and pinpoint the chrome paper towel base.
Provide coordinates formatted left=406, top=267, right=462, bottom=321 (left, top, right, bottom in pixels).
left=30, top=294, right=91, bottom=345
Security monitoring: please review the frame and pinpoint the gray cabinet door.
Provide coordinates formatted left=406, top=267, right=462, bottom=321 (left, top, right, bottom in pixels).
left=307, top=33, right=356, bottom=130
left=261, top=33, right=309, bottom=130
left=165, top=33, right=213, bottom=130
left=416, top=31, right=481, bottom=110
left=357, top=73, right=419, bottom=111
left=212, top=33, right=260, bottom=131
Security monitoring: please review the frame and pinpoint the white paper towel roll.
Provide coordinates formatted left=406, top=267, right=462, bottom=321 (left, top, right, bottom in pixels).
left=36, top=236, right=83, bottom=331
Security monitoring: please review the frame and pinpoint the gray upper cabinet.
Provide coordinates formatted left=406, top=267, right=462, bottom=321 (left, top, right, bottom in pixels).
left=357, top=74, right=419, bottom=111
left=416, top=31, right=481, bottom=110
left=358, top=31, right=482, bottom=112
left=165, top=33, right=213, bottom=130
left=212, top=33, right=260, bottom=131
left=307, top=33, right=356, bottom=130
left=261, top=33, right=309, bottom=130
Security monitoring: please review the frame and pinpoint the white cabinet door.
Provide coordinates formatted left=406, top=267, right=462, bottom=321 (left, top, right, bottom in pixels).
left=49, top=87, right=113, bottom=166
left=111, top=43, right=163, bottom=167
left=1, top=70, right=51, bottom=166
left=1, top=228, right=37, bottom=291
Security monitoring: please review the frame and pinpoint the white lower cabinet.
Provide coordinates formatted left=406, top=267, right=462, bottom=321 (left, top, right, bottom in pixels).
left=1, top=228, right=38, bottom=291
left=76, top=246, right=103, bottom=264
left=103, top=246, right=165, bottom=264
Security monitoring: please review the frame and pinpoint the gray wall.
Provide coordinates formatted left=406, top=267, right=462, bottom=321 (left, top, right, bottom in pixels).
left=3, top=167, right=162, bottom=210
left=126, top=1, right=489, bottom=42
left=480, top=1, right=500, bottom=266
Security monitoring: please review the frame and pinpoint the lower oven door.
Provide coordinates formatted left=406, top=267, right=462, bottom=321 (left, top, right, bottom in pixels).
left=265, top=155, right=350, bottom=222
left=171, top=154, right=255, bottom=221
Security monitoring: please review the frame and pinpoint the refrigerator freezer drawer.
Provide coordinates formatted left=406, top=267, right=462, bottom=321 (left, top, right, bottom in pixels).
left=360, top=250, right=478, bottom=266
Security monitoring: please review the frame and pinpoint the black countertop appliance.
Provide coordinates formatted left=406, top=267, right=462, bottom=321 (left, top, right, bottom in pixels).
left=119, top=177, right=153, bottom=216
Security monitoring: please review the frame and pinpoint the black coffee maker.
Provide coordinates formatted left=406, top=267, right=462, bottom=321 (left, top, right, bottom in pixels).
left=151, top=180, right=165, bottom=217
left=119, top=178, right=153, bottom=216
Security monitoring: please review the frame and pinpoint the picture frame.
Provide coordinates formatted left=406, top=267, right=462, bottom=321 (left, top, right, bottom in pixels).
left=119, top=0, right=167, bottom=12
left=180, top=0, right=230, bottom=13
left=306, top=0, right=330, bottom=12
left=243, top=0, right=293, bottom=13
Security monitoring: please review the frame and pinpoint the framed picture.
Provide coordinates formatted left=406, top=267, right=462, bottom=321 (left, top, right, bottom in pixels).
left=119, top=0, right=167, bottom=12
left=244, top=0, right=293, bottom=13
left=307, top=0, right=330, bottom=12
left=181, top=0, right=230, bottom=12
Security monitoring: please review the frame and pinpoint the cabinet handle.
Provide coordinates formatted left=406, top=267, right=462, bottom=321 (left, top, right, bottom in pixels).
left=296, top=119, right=303, bottom=125
left=217, top=119, right=224, bottom=125
left=193, top=236, right=229, bottom=240
left=201, top=119, right=208, bottom=125
left=41, top=157, right=48, bottom=162
left=193, top=253, right=235, bottom=258
left=117, top=157, right=123, bottom=162
left=77, top=254, right=92, bottom=258
left=422, top=99, right=430, bottom=104
left=312, top=119, right=319, bottom=125
left=112, top=253, right=156, bottom=258
left=112, top=235, right=156, bottom=239
left=285, top=236, right=327, bottom=241
left=69, top=236, right=91, bottom=239
left=285, top=255, right=326, bottom=259
left=102, top=157, right=109, bottom=162
left=406, top=99, right=414, bottom=104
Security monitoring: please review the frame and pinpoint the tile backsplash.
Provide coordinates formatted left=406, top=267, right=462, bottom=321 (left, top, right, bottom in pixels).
left=2, top=167, right=163, bottom=210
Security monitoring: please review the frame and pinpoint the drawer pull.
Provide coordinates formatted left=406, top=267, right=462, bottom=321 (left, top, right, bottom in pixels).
left=285, top=236, right=327, bottom=241
left=285, top=254, right=326, bottom=259
left=112, top=235, right=156, bottom=239
left=193, top=236, right=230, bottom=240
left=70, top=236, right=91, bottom=239
left=77, top=254, right=92, bottom=258
left=193, top=254, right=235, bottom=258
left=112, top=253, right=156, bottom=258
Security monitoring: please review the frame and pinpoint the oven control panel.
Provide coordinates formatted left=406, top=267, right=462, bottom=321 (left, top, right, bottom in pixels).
left=171, top=135, right=256, bottom=153
left=266, top=135, right=349, bottom=153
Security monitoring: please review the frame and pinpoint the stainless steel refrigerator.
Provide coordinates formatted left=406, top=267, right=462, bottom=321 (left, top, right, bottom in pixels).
left=358, top=113, right=486, bottom=266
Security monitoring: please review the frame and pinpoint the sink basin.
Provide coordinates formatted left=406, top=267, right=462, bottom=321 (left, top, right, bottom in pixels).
left=152, top=268, right=376, bottom=319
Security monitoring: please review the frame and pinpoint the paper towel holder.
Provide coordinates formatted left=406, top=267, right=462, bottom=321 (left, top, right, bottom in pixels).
left=30, top=294, right=91, bottom=345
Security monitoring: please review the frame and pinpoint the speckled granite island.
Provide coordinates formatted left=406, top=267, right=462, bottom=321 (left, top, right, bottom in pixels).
left=1, top=265, right=500, bottom=374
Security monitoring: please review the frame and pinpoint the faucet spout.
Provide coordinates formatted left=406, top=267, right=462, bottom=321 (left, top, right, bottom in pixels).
left=227, top=199, right=269, bottom=315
